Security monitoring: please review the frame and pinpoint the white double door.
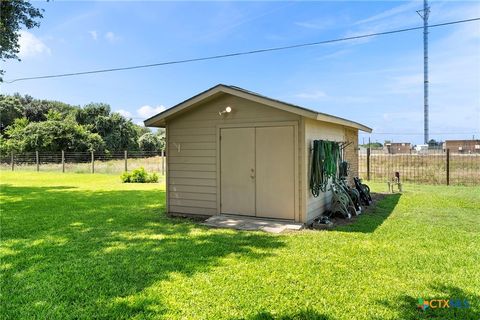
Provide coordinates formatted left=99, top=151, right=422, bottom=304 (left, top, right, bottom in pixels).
left=220, top=126, right=295, bottom=220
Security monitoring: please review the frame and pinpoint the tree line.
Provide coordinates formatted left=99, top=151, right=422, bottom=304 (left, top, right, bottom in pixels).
left=0, top=94, right=164, bottom=154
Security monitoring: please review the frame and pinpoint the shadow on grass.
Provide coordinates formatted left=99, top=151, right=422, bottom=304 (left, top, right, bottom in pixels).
left=234, top=309, right=330, bottom=320
left=1, top=184, right=285, bottom=319
left=377, top=284, right=480, bottom=320
left=333, top=193, right=401, bottom=233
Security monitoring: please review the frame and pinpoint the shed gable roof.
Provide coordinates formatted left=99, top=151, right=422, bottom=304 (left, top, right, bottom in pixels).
left=144, top=84, right=372, bottom=132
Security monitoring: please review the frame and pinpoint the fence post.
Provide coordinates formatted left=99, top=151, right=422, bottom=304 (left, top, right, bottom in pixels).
left=446, top=148, right=450, bottom=186
left=91, top=151, right=95, bottom=174
left=11, top=151, right=14, bottom=171
left=161, top=149, right=165, bottom=176
left=36, top=151, right=39, bottom=172
left=366, top=147, right=371, bottom=181
left=62, top=150, right=65, bottom=173
left=124, top=150, right=128, bottom=172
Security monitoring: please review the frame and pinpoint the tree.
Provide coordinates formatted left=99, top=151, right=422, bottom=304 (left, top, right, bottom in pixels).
left=13, top=92, right=33, bottom=105
left=138, top=132, right=163, bottom=151
left=428, top=139, right=441, bottom=148
left=4, top=116, right=104, bottom=152
left=23, top=98, right=77, bottom=122
left=75, top=103, right=111, bottom=125
left=1, top=93, right=77, bottom=129
left=156, top=128, right=166, bottom=148
left=360, top=142, right=382, bottom=148
left=89, top=112, right=140, bottom=151
left=1, top=94, right=151, bottom=153
left=0, top=0, right=44, bottom=80
left=0, top=94, right=23, bottom=131
left=2, top=117, right=29, bottom=152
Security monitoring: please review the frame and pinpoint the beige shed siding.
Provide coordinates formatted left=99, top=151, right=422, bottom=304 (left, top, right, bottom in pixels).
left=344, top=128, right=359, bottom=186
left=304, top=118, right=346, bottom=223
left=166, top=94, right=301, bottom=217
left=298, top=118, right=306, bottom=222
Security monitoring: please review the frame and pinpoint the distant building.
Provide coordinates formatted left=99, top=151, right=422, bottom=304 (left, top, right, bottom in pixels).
left=384, top=142, right=412, bottom=154
left=415, top=144, right=429, bottom=153
left=444, top=140, right=480, bottom=154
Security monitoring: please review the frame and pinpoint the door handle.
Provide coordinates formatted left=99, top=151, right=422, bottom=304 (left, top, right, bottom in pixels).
left=250, top=168, right=255, bottom=179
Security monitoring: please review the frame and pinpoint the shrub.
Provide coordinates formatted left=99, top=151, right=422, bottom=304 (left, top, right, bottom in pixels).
left=146, top=172, right=159, bottom=183
left=121, top=167, right=158, bottom=183
left=120, top=171, right=131, bottom=183
left=130, top=167, right=148, bottom=183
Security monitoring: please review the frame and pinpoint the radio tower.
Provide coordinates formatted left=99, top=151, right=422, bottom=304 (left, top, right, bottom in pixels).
left=418, top=0, right=430, bottom=144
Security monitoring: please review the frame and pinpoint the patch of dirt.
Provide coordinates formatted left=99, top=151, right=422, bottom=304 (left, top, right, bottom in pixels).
left=167, top=212, right=212, bottom=223
left=309, top=192, right=393, bottom=230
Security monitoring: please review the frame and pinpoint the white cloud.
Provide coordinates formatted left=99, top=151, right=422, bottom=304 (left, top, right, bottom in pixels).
left=382, top=111, right=423, bottom=123
left=115, top=109, right=132, bottom=118
left=113, top=105, right=165, bottom=122
left=89, top=30, right=98, bottom=40
left=295, top=18, right=334, bottom=30
left=344, top=1, right=480, bottom=49
left=295, top=90, right=328, bottom=100
left=195, top=2, right=295, bottom=43
left=137, top=105, right=165, bottom=119
left=341, top=1, right=422, bottom=47
left=316, top=49, right=351, bottom=61
left=386, top=73, right=423, bottom=95
left=354, top=1, right=419, bottom=25
left=18, top=30, right=51, bottom=58
left=104, top=31, right=120, bottom=43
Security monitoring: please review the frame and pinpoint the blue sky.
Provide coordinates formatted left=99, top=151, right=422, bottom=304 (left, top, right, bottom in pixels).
left=1, top=0, right=479, bottom=144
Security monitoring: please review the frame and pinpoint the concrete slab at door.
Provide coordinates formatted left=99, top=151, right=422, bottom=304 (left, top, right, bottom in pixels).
left=220, top=128, right=255, bottom=216
left=255, top=126, right=295, bottom=220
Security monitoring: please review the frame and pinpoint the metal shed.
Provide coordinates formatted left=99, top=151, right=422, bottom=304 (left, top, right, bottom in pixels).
left=145, top=84, right=372, bottom=224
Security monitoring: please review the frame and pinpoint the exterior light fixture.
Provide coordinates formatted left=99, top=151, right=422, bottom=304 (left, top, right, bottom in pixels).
left=219, top=106, right=232, bottom=116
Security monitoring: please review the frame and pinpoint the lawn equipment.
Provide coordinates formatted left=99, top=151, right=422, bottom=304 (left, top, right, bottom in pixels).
left=337, top=179, right=362, bottom=215
left=387, top=171, right=403, bottom=193
left=311, top=215, right=334, bottom=229
left=329, top=182, right=356, bottom=219
left=337, top=160, right=362, bottom=215
left=354, top=177, right=372, bottom=206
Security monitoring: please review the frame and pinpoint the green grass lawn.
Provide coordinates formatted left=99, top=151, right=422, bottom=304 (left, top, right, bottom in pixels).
left=1, top=172, right=479, bottom=319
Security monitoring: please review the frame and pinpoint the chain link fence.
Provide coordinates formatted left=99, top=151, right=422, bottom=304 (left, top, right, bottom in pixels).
left=358, top=148, right=480, bottom=185
left=0, top=151, right=166, bottom=175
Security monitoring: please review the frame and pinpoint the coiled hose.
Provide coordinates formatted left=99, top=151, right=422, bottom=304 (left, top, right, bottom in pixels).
left=310, top=140, right=340, bottom=197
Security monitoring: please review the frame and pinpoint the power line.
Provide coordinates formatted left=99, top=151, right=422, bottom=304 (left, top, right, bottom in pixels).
left=4, top=17, right=480, bottom=84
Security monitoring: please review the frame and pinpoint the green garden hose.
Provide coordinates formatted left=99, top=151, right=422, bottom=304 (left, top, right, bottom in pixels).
left=310, top=140, right=340, bottom=197
left=339, top=161, right=349, bottom=178
left=330, top=182, right=355, bottom=219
